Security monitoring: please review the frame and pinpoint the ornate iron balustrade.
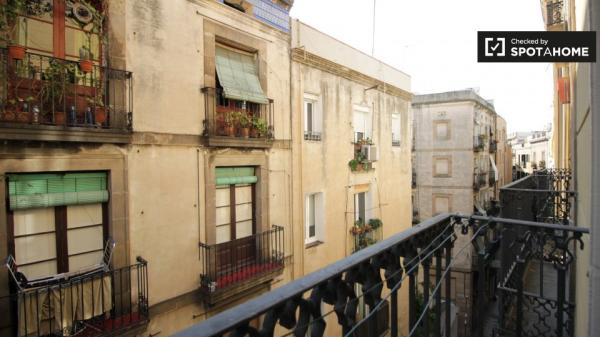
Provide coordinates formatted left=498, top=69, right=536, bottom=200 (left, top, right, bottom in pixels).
left=199, top=226, right=284, bottom=305
left=546, top=1, right=565, bottom=26
left=201, top=87, right=274, bottom=148
left=0, top=49, right=133, bottom=132
left=1, top=257, right=148, bottom=337
left=175, top=213, right=588, bottom=337
left=474, top=172, right=487, bottom=190
left=474, top=135, right=486, bottom=151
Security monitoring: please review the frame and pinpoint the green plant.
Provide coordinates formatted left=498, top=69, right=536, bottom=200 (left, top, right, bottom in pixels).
left=348, top=159, right=359, bottom=172
left=0, top=0, right=27, bottom=44
left=252, top=116, right=268, bottom=135
left=368, top=218, right=382, bottom=230
left=40, top=61, right=76, bottom=109
left=235, top=111, right=251, bottom=128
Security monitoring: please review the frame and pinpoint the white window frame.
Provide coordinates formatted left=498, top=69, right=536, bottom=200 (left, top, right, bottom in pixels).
left=304, top=93, right=322, bottom=141
left=353, top=105, right=372, bottom=142
left=305, top=192, right=324, bottom=244
left=392, top=113, right=401, bottom=146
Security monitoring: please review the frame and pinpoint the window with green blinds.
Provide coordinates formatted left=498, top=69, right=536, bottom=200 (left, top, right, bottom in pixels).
left=8, top=172, right=109, bottom=210
left=215, top=167, right=257, bottom=186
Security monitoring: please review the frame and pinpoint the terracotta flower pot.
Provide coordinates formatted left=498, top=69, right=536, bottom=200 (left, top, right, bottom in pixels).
left=16, top=111, right=31, bottom=123
left=8, top=45, right=26, bottom=60
left=250, top=128, right=259, bottom=138
left=1, top=111, right=16, bottom=122
left=53, top=111, right=66, bottom=125
left=94, top=107, right=107, bottom=125
left=224, top=126, right=235, bottom=137
left=239, top=127, right=250, bottom=138
left=79, top=60, right=94, bottom=73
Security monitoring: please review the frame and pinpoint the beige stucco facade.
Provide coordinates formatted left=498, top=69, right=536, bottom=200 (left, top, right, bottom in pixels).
left=411, top=89, right=511, bottom=336
left=290, top=20, right=413, bottom=335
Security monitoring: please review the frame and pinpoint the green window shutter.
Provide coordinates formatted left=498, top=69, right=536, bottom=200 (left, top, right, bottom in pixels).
left=8, top=173, right=109, bottom=210
left=215, top=46, right=269, bottom=104
left=215, top=167, right=257, bottom=186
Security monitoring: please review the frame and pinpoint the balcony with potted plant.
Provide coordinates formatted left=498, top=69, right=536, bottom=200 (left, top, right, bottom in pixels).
left=348, top=137, right=377, bottom=172
left=202, top=87, right=274, bottom=148
left=349, top=218, right=383, bottom=252
left=0, top=1, right=133, bottom=144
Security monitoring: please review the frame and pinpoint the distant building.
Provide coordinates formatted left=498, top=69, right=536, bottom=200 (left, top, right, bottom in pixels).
left=411, top=89, right=511, bottom=336
left=508, top=126, right=552, bottom=174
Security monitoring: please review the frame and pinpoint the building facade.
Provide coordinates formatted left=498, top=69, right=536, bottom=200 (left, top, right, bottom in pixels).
left=411, top=89, right=511, bottom=336
left=508, top=128, right=552, bottom=174
left=0, top=1, right=415, bottom=336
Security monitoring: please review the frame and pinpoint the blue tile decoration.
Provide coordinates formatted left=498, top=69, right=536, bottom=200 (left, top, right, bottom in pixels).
left=217, top=0, right=290, bottom=33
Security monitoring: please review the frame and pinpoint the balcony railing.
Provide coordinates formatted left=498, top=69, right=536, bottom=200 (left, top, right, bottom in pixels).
left=546, top=1, right=565, bottom=27
left=0, top=49, right=133, bottom=138
left=199, top=226, right=284, bottom=305
left=202, top=87, right=274, bottom=148
left=1, top=257, right=148, bottom=337
left=174, top=212, right=587, bottom=337
left=474, top=172, right=487, bottom=190
left=304, top=131, right=322, bottom=141
left=474, top=135, right=486, bottom=151
left=350, top=219, right=383, bottom=253
left=489, top=140, right=497, bottom=153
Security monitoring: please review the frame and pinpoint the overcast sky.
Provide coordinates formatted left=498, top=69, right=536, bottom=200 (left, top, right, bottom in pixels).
left=290, top=0, right=554, bottom=133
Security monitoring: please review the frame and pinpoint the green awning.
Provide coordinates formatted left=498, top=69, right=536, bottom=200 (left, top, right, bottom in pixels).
left=215, top=46, right=269, bottom=104
left=8, top=172, right=109, bottom=210
left=216, top=167, right=257, bottom=186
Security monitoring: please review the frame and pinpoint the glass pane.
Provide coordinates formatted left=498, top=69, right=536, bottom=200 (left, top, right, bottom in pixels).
left=13, top=208, right=55, bottom=236
left=69, top=251, right=103, bottom=272
left=67, top=204, right=103, bottom=228
left=235, top=185, right=252, bottom=204
left=216, top=225, right=231, bottom=244
left=19, top=260, right=57, bottom=280
left=215, top=187, right=231, bottom=207
left=67, top=226, right=103, bottom=255
left=216, top=206, right=231, bottom=226
left=15, top=233, right=56, bottom=265
left=235, top=220, right=253, bottom=239
left=65, top=27, right=99, bottom=60
left=235, top=203, right=253, bottom=222
left=25, top=18, right=54, bottom=53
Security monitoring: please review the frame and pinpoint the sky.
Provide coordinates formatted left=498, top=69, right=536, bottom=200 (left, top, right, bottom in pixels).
left=290, top=0, right=554, bottom=133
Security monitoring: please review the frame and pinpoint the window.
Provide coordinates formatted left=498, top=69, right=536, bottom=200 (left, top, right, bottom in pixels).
left=304, top=94, right=322, bottom=141
left=353, top=106, right=371, bottom=142
left=305, top=193, right=324, bottom=244
left=433, top=156, right=452, bottom=177
left=16, top=1, right=104, bottom=62
left=215, top=167, right=257, bottom=244
left=434, top=120, right=450, bottom=140
left=433, top=195, right=451, bottom=215
left=7, top=172, right=109, bottom=280
left=354, top=190, right=371, bottom=223
left=533, top=152, right=537, bottom=163
left=392, top=113, right=401, bottom=146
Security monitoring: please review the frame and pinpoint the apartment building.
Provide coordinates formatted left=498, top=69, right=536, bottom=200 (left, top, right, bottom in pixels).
left=290, top=19, right=413, bottom=335
left=411, top=89, right=511, bottom=336
left=0, top=0, right=295, bottom=336
left=508, top=128, right=552, bottom=173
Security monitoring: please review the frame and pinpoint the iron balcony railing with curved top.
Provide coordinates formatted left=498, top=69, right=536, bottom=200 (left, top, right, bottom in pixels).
left=175, top=209, right=587, bottom=337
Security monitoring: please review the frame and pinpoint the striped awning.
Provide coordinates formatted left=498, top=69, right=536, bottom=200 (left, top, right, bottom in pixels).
left=215, top=46, right=269, bottom=104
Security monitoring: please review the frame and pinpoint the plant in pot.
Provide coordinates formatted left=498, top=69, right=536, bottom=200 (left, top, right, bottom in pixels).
left=0, top=0, right=28, bottom=60
left=222, top=113, right=235, bottom=137
left=251, top=115, right=268, bottom=138
left=79, top=45, right=94, bottom=73
left=86, top=96, right=106, bottom=126
left=40, top=61, right=69, bottom=125
left=236, top=111, right=251, bottom=138
left=1, top=98, right=17, bottom=122
left=348, top=158, right=360, bottom=172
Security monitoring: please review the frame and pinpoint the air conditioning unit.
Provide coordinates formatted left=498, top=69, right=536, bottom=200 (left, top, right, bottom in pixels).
left=361, top=145, right=379, bottom=161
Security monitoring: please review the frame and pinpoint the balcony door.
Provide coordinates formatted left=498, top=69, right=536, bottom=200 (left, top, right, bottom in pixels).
left=214, top=167, right=257, bottom=274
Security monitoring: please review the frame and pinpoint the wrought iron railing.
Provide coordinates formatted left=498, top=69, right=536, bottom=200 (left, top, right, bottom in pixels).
left=546, top=1, right=565, bottom=26
left=201, top=87, right=274, bottom=147
left=304, top=131, right=322, bottom=141
left=199, top=226, right=284, bottom=304
left=1, top=257, right=148, bottom=337
left=474, top=172, right=487, bottom=190
left=175, top=213, right=587, bottom=337
left=490, top=140, right=497, bottom=153
left=0, top=49, right=133, bottom=131
left=474, top=135, right=485, bottom=151
left=350, top=220, right=383, bottom=252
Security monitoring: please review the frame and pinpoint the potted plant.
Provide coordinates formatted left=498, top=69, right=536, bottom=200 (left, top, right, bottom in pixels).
left=79, top=46, right=94, bottom=73
left=223, top=113, right=235, bottom=137
left=368, top=218, right=382, bottom=230
left=1, top=99, right=17, bottom=122
left=0, top=1, right=28, bottom=60
left=87, top=97, right=106, bottom=125
left=250, top=116, right=267, bottom=138
left=234, top=111, right=251, bottom=138
left=40, top=61, right=70, bottom=125
left=348, top=158, right=360, bottom=172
